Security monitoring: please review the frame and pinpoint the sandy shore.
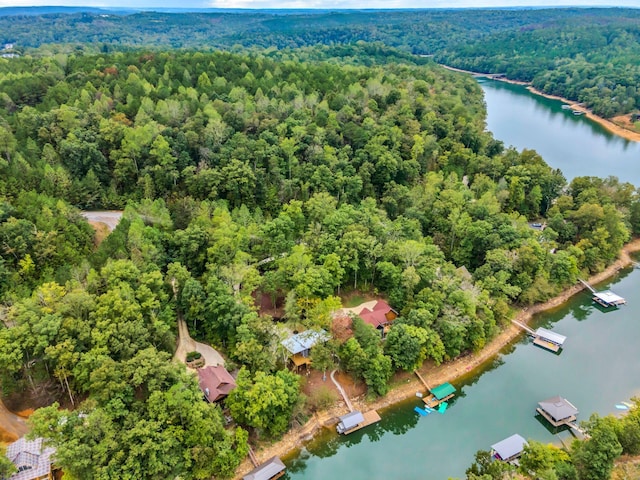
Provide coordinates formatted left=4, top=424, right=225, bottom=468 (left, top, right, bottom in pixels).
left=236, top=238, right=640, bottom=478
left=440, top=64, right=640, bottom=143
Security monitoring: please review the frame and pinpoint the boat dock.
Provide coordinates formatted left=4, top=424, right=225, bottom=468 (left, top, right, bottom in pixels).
left=578, top=278, right=626, bottom=308
left=423, top=382, right=456, bottom=408
left=511, top=321, right=566, bottom=353
left=536, top=396, right=586, bottom=436
left=336, top=410, right=381, bottom=435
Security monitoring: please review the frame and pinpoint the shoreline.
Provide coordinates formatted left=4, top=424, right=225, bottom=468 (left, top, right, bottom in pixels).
left=236, top=237, right=640, bottom=478
left=440, top=64, right=640, bottom=143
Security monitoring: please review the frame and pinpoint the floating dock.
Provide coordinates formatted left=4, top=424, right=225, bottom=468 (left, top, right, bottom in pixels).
left=423, top=382, right=456, bottom=408
left=491, top=434, right=527, bottom=463
left=578, top=278, right=626, bottom=308
left=536, top=395, right=584, bottom=435
left=511, top=321, right=566, bottom=353
left=532, top=327, right=566, bottom=353
left=336, top=410, right=381, bottom=435
left=592, top=290, right=626, bottom=308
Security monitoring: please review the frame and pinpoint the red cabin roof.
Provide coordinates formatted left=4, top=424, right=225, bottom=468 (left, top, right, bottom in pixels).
left=358, top=300, right=397, bottom=328
left=197, top=365, right=236, bottom=402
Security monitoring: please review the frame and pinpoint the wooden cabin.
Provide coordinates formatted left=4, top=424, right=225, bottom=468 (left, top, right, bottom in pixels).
left=491, top=434, right=527, bottom=463
left=243, top=456, right=286, bottom=480
left=423, top=382, right=456, bottom=409
left=536, top=396, right=579, bottom=428
left=197, top=365, right=236, bottom=402
left=281, top=329, right=329, bottom=371
left=358, top=300, right=398, bottom=338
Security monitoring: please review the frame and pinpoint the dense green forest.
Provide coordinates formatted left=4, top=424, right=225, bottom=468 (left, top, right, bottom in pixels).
left=0, top=46, right=639, bottom=479
left=2, top=8, right=640, bottom=117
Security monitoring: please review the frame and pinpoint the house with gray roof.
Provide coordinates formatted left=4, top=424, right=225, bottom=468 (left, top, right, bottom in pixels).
left=4, top=436, right=55, bottom=480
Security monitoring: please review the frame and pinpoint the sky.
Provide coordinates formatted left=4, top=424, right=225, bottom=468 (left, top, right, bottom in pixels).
left=0, top=0, right=639, bottom=9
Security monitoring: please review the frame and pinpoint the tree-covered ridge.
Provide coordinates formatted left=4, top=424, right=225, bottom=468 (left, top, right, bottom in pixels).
left=0, top=48, right=638, bottom=479
left=2, top=8, right=640, bottom=116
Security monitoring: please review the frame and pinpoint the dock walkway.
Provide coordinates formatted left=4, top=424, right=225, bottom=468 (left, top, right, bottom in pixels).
left=330, top=369, right=354, bottom=412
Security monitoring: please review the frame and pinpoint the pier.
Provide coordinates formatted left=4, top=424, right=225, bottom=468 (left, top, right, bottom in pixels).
left=336, top=410, right=381, bottom=435
left=511, top=321, right=566, bottom=353
left=578, top=278, right=626, bottom=308
left=423, top=382, right=456, bottom=408
left=536, top=396, right=587, bottom=436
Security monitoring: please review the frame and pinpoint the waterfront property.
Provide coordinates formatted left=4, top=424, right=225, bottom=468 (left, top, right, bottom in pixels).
left=4, top=436, right=55, bottom=480
left=357, top=300, right=398, bottom=337
left=536, top=396, right=579, bottom=428
left=423, top=382, right=456, bottom=409
left=197, top=365, right=236, bottom=402
left=243, top=456, right=286, bottom=480
left=281, top=329, right=330, bottom=371
left=491, top=434, right=527, bottom=463
left=336, top=410, right=381, bottom=435
left=533, top=327, right=567, bottom=353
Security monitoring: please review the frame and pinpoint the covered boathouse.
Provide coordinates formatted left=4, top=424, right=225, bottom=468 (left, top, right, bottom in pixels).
left=423, top=382, right=456, bottom=408
left=335, top=410, right=381, bottom=435
left=336, top=411, right=365, bottom=434
left=536, top=396, right=579, bottom=427
left=243, top=456, right=286, bottom=480
left=593, top=290, right=626, bottom=308
left=491, top=434, right=528, bottom=463
left=533, top=327, right=567, bottom=353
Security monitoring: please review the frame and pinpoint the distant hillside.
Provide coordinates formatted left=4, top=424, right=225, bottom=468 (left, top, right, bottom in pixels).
left=0, top=6, right=134, bottom=16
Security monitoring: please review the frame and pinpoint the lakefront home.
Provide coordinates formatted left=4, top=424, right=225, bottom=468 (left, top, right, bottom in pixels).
left=358, top=300, right=398, bottom=337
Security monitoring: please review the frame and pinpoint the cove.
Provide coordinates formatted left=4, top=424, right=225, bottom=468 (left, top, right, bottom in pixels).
left=477, top=78, right=640, bottom=187
left=284, top=266, right=640, bottom=480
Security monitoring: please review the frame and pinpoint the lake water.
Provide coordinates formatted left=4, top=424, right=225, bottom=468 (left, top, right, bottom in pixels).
left=478, top=78, right=640, bottom=187
left=283, top=78, right=640, bottom=480
left=285, top=268, right=640, bottom=480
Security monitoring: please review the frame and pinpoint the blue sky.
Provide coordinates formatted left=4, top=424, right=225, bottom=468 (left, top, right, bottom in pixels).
left=1, top=0, right=639, bottom=9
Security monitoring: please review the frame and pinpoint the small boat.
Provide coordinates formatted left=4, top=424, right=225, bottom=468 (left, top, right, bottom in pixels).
left=438, top=402, right=449, bottom=413
left=615, top=404, right=629, bottom=410
left=561, top=105, right=571, bottom=110
left=414, top=406, right=429, bottom=416
left=572, top=110, right=585, bottom=116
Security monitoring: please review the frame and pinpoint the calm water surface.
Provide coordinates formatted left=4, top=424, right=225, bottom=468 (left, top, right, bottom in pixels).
left=284, top=81, right=640, bottom=479
left=478, top=79, right=640, bottom=186
left=285, top=268, right=640, bottom=480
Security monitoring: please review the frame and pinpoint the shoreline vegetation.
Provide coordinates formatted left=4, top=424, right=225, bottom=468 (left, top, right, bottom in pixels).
left=237, top=238, right=640, bottom=478
left=440, top=64, right=640, bottom=143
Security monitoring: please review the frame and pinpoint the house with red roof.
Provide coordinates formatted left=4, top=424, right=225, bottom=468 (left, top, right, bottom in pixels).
left=358, top=300, right=398, bottom=337
left=197, top=365, right=237, bottom=402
